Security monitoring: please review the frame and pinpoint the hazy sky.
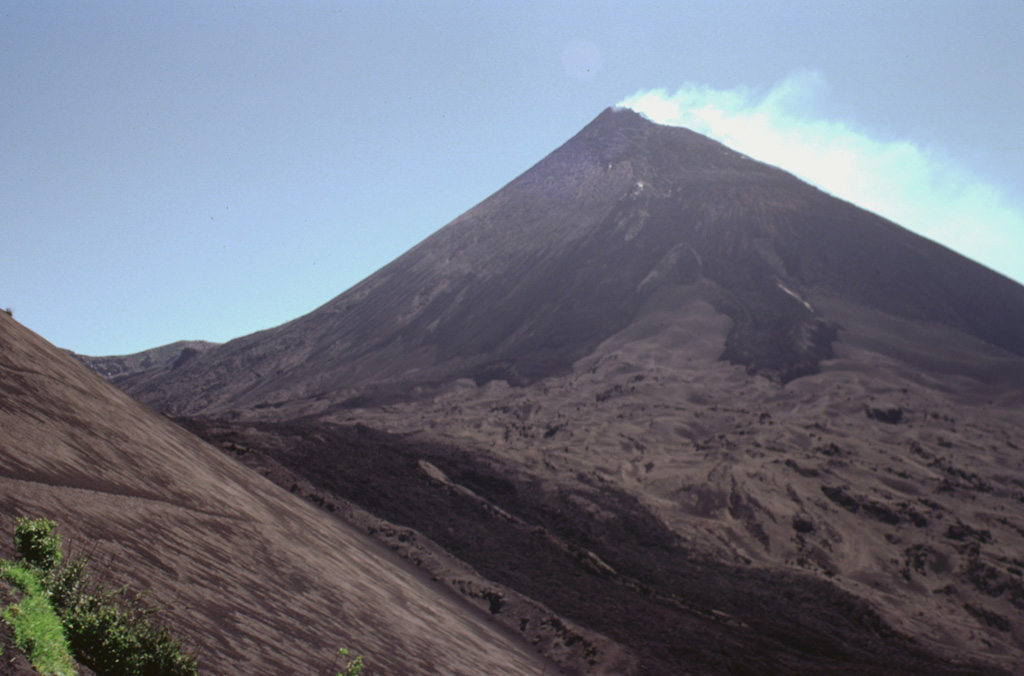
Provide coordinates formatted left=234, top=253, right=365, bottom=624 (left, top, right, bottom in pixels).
left=4, top=1, right=1023, bottom=356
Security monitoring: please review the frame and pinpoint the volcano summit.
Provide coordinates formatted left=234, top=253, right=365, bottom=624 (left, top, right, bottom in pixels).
left=70, top=109, right=1024, bottom=674
left=120, top=108, right=1024, bottom=416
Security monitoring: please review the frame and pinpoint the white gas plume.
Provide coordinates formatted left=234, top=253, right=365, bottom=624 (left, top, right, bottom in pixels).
left=619, top=71, right=1024, bottom=284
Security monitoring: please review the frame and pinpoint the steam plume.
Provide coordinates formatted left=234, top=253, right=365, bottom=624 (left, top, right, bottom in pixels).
left=619, top=71, right=1024, bottom=284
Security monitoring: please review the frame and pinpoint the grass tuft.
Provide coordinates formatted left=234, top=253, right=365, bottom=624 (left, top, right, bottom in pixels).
left=1, top=560, right=77, bottom=676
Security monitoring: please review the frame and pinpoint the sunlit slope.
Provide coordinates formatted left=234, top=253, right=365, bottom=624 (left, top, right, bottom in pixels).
left=0, top=311, right=552, bottom=676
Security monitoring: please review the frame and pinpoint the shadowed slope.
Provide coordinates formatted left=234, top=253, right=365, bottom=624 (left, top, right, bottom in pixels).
left=0, top=311, right=555, bottom=676
left=119, top=108, right=1024, bottom=416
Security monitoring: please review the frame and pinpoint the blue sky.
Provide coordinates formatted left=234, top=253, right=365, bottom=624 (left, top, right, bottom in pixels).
left=3, top=1, right=1022, bottom=356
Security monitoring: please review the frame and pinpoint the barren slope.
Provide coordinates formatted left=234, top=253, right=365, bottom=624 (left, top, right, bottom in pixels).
left=0, top=311, right=557, bottom=676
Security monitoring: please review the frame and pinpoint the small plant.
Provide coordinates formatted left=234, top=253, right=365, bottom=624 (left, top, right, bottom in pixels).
left=45, top=557, right=88, bottom=613
left=13, top=517, right=63, bottom=574
left=330, top=646, right=365, bottom=676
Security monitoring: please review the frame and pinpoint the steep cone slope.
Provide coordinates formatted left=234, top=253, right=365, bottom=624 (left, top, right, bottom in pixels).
left=0, top=311, right=555, bottom=676
left=119, top=107, right=1024, bottom=417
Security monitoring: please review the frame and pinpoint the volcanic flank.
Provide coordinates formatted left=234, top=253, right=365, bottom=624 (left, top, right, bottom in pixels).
left=75, top=108, right=1024, bottom=675
left=119, top=107, right=1024, bottom=416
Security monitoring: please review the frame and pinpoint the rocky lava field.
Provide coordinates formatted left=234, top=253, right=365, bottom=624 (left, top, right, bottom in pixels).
left=176, top=323, right=1024, bottom=675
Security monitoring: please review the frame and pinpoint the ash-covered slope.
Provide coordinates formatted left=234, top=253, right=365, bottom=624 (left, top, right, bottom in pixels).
left=0, top=311, right=554, bottom=676
left=66, top=339, right=218, bottom=380
left=123, top=107, right=1024, bottom=416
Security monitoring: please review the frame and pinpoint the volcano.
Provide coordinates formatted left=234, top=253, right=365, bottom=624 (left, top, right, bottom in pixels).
left=71, top=109, right=1024, bottom=674
left=118, top=107, right=1024, bottom=417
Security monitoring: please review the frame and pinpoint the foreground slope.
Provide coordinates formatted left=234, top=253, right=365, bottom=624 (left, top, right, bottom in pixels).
left=0, top=311, right=555, bottom=676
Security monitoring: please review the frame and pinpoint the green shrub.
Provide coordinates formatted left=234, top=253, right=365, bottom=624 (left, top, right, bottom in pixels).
left=46, top=557, right=88, bottom=614
left=6, top=518, right=197, bottom=676
left=60, top=587, right=197, bottom=676
left=13, top=517, right=63, bottom=574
